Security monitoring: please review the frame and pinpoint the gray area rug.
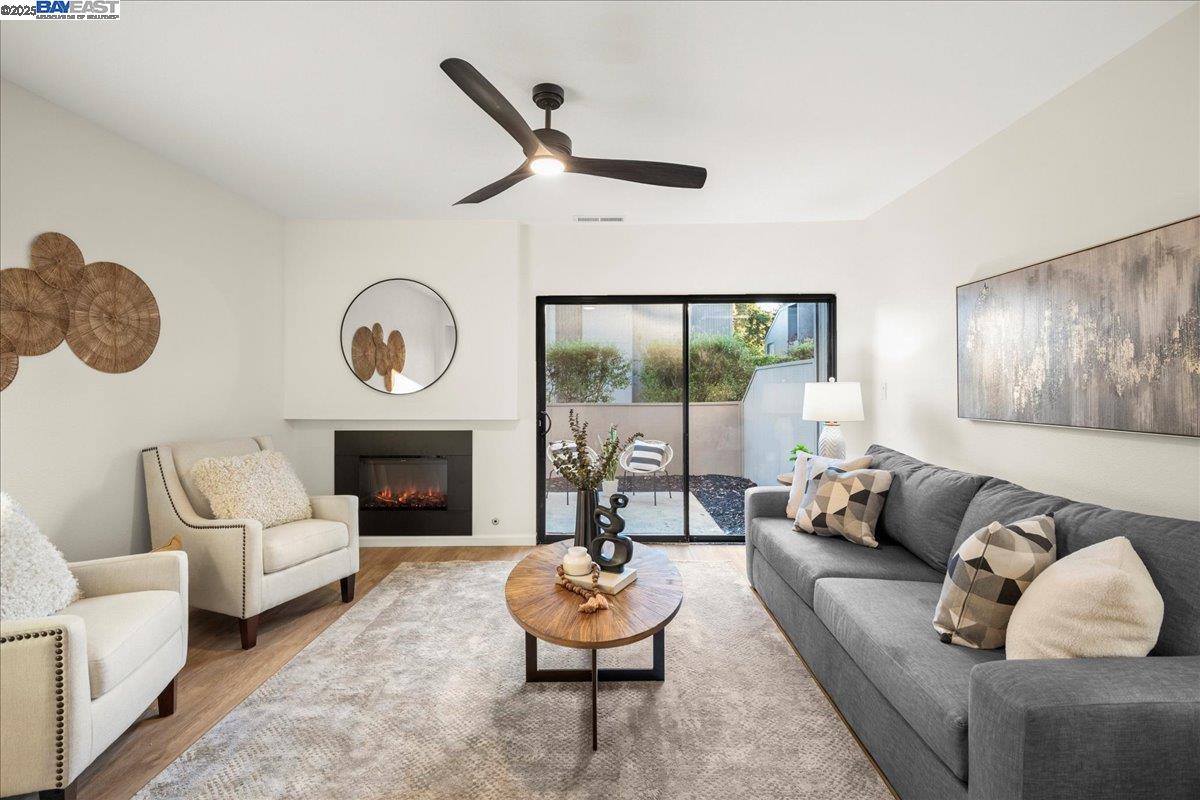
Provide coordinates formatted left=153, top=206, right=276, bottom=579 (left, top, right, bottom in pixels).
left=135, top=560, right=890, bottom=799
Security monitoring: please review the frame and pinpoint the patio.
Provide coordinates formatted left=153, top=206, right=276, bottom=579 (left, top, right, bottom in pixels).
left=545, top=474, right=755, bottom=536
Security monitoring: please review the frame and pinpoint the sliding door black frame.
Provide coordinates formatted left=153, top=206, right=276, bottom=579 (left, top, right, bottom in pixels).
left=536, top=294, right=837, bottom=544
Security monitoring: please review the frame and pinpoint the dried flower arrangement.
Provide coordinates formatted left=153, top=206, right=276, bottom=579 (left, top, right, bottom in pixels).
left=550, top=409, right=640, bottom=491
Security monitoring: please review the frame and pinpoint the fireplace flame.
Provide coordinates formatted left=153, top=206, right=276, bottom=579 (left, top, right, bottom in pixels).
left=368, top=485, right=448, bottom=510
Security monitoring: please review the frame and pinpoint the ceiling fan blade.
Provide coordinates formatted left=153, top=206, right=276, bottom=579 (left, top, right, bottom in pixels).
left=565, top=157, right=707, bottom=189
left=454, top=163, right=532, bottom=205
left=440, top=58, right=543, bottom=158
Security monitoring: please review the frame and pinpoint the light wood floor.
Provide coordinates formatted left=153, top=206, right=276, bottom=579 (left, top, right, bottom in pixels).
left=76, top=544, right=749, bottom=800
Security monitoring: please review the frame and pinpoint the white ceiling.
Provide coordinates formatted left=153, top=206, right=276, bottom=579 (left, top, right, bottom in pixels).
left=1, top=1, right=1191, bottom=223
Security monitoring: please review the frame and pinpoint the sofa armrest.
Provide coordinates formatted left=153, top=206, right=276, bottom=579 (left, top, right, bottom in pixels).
left=70, top=550, right=187, bottom=597
left=968, top=656, right=1200, bottom=800
left=142, top=445, right=265, bottom=618
left=744, top=486, right=791, bottom=586
left=310, top=495, right=359, bottom=573
left=745, top=485, right=790, bottom=527
left=0, top=615, right=93, bottom=796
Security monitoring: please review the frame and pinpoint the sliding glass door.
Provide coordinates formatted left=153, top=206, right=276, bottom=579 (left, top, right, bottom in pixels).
left=537, top=295, right=835, bottom=543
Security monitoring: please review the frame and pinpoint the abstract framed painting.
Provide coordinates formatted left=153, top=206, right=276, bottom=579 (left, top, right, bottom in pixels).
left=956, top=216, right=1199, bottom=437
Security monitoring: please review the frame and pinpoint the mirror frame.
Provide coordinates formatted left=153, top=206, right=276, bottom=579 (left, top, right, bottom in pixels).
left=338, top=278, right=458, bottom=396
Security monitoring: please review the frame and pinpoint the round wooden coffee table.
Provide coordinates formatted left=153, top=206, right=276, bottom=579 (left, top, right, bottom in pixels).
left=505, top=540, right=683, bottom=750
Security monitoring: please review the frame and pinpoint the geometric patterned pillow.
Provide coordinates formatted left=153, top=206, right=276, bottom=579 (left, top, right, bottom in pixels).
left=933, top=514, right=1056, bottom=649
left=786, top=454, right=872, bottom=519
left=793, top=467, right=893, bottom=548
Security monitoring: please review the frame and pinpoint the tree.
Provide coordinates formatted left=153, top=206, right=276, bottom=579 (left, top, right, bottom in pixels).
left=733, top=303, right=775, bottom=355
left=544, top=341, right=631, bottom=403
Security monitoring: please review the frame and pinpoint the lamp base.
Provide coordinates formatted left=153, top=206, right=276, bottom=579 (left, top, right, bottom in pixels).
left=817, top=423, right=846, bottom=460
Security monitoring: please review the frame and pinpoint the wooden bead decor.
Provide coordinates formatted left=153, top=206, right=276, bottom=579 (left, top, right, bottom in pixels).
left=555, top=563, right=611, bottom=613
left=30, top=232, right=85, bottom=290
left=0, top=267, right=69, bottom=356
left=65, top=261, right=160, bottom=374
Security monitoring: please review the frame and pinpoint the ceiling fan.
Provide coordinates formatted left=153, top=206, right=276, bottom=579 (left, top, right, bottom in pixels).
left=440, top=58, right=707, bottom=205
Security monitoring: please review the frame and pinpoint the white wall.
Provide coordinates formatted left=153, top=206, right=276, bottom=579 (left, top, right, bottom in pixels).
left=284, top=220, right=866, bottom=544
left=0, top=80, right=288, bottom=559
left=283, top=220, right=520, bottom=420
left=860, top=6, right=1200, bottom=519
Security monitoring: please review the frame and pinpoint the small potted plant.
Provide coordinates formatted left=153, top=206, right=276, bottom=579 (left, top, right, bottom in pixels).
left=788, top=442, right=814, bottom=463
left=551, top=410, right=639, bottom=547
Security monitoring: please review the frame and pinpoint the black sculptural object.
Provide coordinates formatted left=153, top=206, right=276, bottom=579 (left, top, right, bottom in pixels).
left=590, top=493, right=633, bottom=573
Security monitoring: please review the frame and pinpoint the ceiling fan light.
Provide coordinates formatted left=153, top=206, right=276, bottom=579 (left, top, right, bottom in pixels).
left=530, top=156, right=564, bottom=176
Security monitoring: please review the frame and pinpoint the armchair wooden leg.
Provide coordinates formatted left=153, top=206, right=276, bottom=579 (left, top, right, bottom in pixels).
left=40, top=782, right=77, bottom=799
left=158, top=677, right=176, bottom=717
left=341, top=573, right=356, bottom=603
left=239, top=615, right=259, bottom=649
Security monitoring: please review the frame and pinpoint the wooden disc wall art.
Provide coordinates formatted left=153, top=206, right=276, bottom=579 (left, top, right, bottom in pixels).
left=65, top=262, right=161, bottom=373
left=0, top=267, right=69, bottom=356
left=0, top=232, right=161, bottom=390
left=30, top=232, right=85, bottom=289
left=350, top=326, right=377, bottom=381
left=0, top=332, right=17, bottom=391
left=340, top=278, right=457, bottom=395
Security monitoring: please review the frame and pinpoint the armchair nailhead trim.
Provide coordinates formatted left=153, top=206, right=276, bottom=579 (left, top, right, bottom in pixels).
left=1, top=628, right=67, bottom=787
left=142, top=446, right=248, bottom=617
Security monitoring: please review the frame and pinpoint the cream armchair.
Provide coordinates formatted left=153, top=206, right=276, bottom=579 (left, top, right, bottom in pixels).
left=142, top=436, right=359, bottom=649
left=0, top=551, right=187, bottom=800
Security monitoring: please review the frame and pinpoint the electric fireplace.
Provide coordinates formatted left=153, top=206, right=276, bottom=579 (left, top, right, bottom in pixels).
left=335, top=431, right=471, bottom=536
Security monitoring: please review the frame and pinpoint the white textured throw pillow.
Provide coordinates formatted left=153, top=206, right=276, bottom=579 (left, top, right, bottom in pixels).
left=1006, top=537, right=1163, bottom=660
left=0, top=492, right=82, bottom=621
left=786, top=454, right=871, bottom=518
left=190, top=451, right=312, bottom=529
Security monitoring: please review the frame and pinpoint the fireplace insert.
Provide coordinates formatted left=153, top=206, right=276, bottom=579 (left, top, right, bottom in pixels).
left=360, top=457, right=448, bottom=510
left=335, top=431, right=471, bottom=536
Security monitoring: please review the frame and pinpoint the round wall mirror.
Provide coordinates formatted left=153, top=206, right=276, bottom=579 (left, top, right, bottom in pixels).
left=340, top=279, right=457, bottom=395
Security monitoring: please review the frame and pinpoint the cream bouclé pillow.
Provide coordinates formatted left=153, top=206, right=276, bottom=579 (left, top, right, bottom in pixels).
left=786, top=454, right=871, bottom=518
left=190, top=451, right=312, bottom=529
left=1006, top=536, right=1163, bottom=660
left=1, top=492, right=82, bottom=621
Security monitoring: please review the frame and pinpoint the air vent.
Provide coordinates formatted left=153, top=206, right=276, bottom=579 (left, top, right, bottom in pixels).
left=573, top=215, right=625, bottom=223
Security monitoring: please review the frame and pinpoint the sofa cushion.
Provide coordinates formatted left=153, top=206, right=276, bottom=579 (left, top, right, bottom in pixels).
left=62, top=590, right=182, bottom=699
left=263, top=518, right=350, bottom=574
left=954, top=478, right=1071, bottom=553
left=1052, top=503, right=1199, bottom=656
left=866, top=445, right=990, bottom=572
left=814, top=578, right=1003, bottom=780
left=749, top=517, right=941, bottom=607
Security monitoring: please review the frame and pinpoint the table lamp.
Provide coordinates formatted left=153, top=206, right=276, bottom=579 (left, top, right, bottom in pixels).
left=801, top=379, right=864, bottom=459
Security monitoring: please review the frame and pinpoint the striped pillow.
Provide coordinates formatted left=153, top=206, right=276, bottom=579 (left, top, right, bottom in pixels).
left=627, top=440, right=668, bottom=471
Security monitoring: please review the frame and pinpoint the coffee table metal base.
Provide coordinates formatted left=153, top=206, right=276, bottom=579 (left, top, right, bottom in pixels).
left=524, top=631, right=665, bottom=750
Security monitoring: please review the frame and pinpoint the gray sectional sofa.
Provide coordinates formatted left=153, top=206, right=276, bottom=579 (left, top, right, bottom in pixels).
left=745, top=444, right=1200, bottom=800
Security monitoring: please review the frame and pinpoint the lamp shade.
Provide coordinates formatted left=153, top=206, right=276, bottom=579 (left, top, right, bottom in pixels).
left=802, top=381, right=864, bottom=422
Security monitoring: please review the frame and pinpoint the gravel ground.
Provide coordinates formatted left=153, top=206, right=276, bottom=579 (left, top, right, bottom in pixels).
left=545, top=473, right=755, bottom=535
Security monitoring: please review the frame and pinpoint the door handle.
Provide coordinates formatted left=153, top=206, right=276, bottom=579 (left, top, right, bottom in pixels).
left=537, top=411, right=553, bottom=437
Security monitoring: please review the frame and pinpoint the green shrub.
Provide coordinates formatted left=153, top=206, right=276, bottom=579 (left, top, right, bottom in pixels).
left=544, top=340, right=631, bottom=403
left=639, top=334, right=756, bottom=403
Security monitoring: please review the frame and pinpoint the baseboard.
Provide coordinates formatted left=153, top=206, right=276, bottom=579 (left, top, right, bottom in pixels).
left=359, top=534, right=535, bottom=547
